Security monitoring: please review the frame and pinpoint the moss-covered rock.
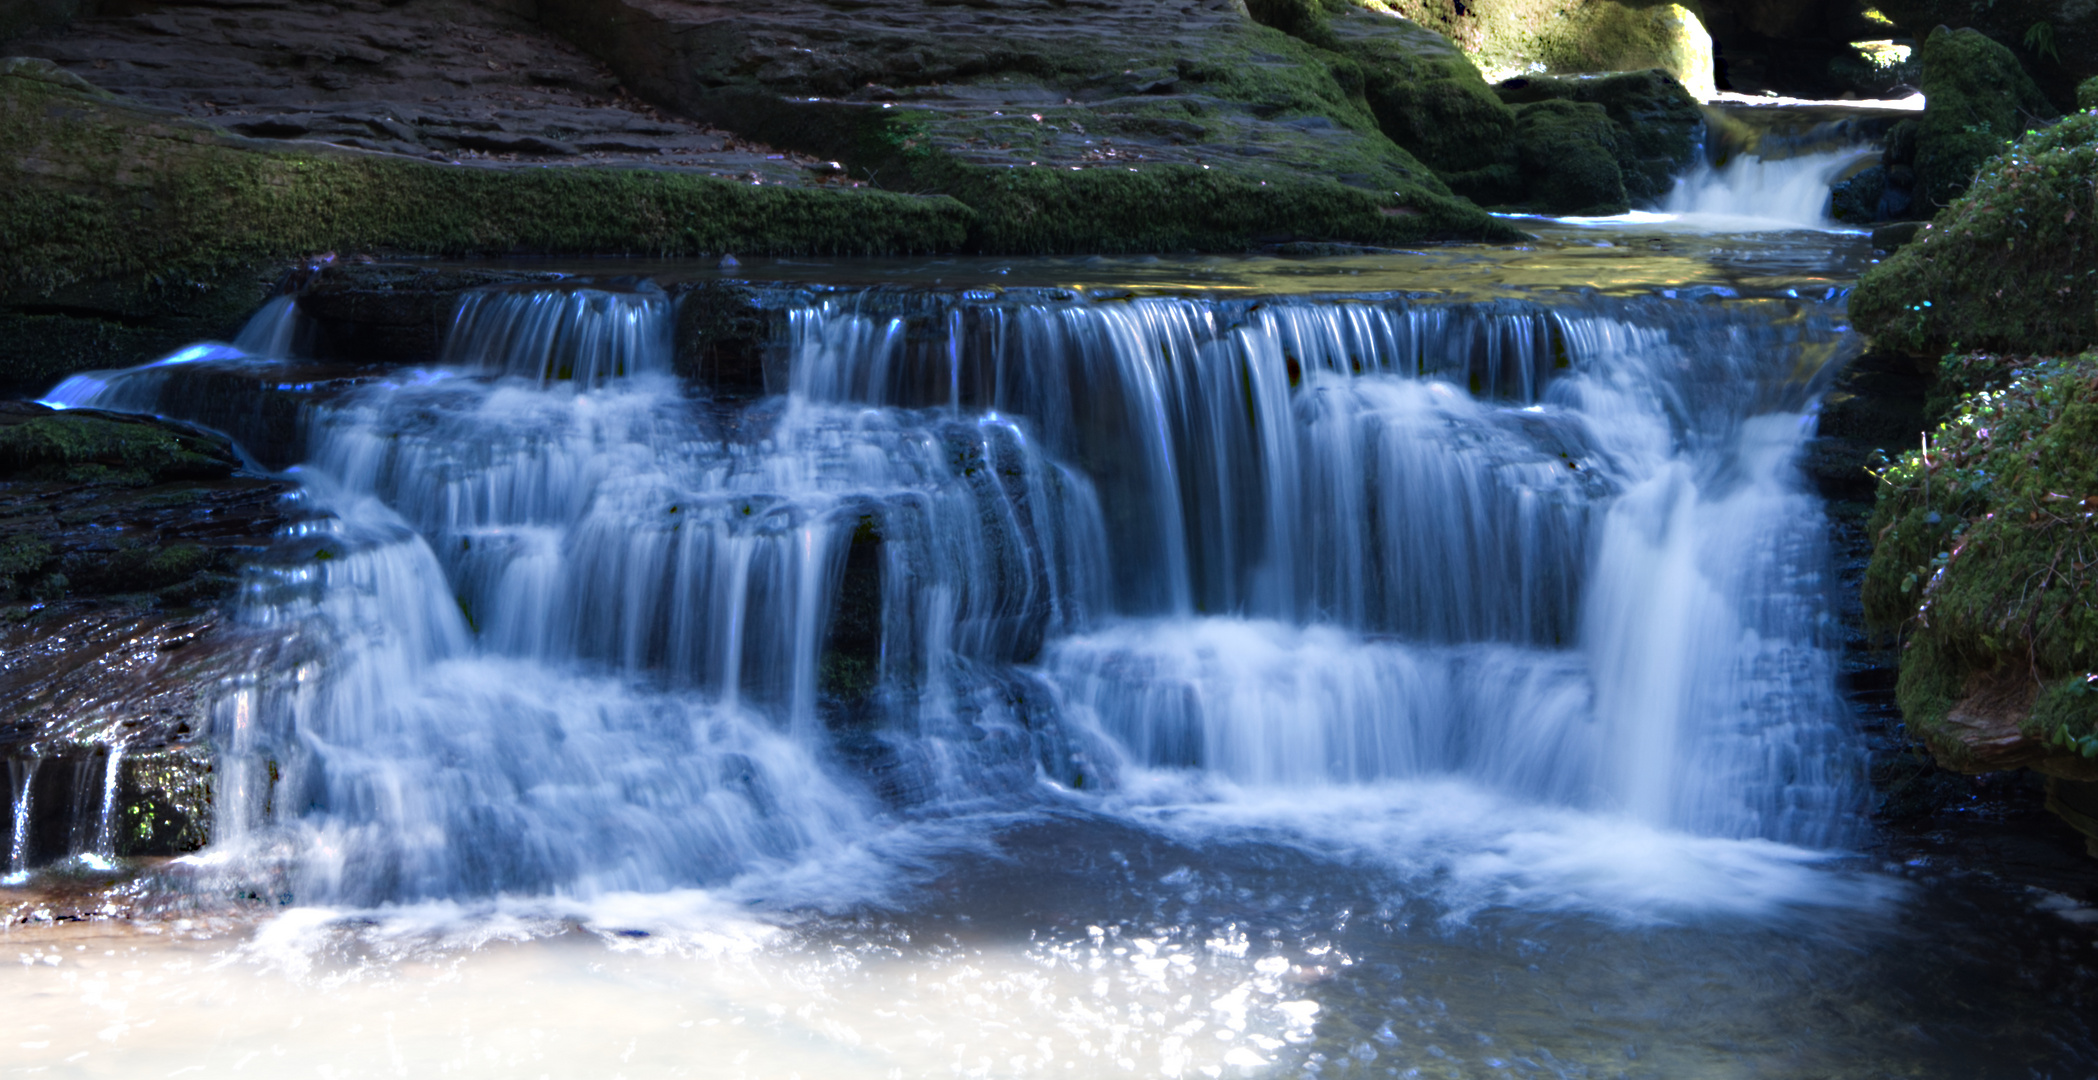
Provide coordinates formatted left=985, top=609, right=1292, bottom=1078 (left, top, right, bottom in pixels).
left=1494, top=69, right=1703, bottom=203
left=1863, top=351, right=2098, bottom=781
left=0, top=403, right=284, bottom=608
left=1512, top=99, right=1630, bottom=214
left=1850, top=110, right=2098, bottom=357
left=537, top=0, right=1523, bottom=253
left=1872, top=0, right=2098, bottom=116
left=1911, top=26, right=2057, bottom=214
left=0, top=55, right=974, bottom=390
left=1376, top=0, right=1716, bottom=99
left=2081, top=76, right=2098, bottom=114
left=1317, top=4, right=1517, bottom=176
left=0, top=61, right=969, bottom=293
left=0, top=407, right=237, bottom=486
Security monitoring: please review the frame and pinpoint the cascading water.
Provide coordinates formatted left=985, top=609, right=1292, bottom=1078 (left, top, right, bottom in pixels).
left=42, top=278, right=1866, bottom=912
left=1658, top=144, right=1878, bottom=228
left=26, top=241, right=2098, bottom=1078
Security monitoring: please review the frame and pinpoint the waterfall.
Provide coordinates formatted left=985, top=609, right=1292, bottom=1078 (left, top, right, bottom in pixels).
left=93, top=744, right=124, bottom=859
left=1659, top=145, right=1879, bottom=229
left=440, top=284, right=672, bottom=384
left=5, top=757, right=36, bottom=881
left=39, top=279, right=1866, bottom=902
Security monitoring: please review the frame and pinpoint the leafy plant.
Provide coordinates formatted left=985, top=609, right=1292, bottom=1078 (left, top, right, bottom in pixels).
left=2025, top=21, right=2059, bottom=63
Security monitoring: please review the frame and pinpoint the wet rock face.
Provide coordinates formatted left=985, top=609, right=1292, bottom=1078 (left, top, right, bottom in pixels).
left=294, top=263, right=563, bottom=368
left=0, top=404, right=293, bottom=866
left=0, top=403, right=285, bottom=609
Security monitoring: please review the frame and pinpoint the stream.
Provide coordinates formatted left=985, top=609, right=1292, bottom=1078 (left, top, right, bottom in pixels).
left=6, top=118, right=2098, bottom=1079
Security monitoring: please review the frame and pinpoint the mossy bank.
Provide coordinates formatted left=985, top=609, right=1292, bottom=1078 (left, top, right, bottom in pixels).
left=1855, top=100, right=2098, bottom=849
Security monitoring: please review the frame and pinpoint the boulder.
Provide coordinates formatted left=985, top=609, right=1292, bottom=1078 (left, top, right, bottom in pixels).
left=1512, top=99, right=1630, bottom=214
left=1494, top=69, right=1704, bottom=203
left=1376, top=0, right=1717, bottom=99
left=1318, top=4, right=1518, bottom=177
left=1911, top=26, right=2056, bottom=214
left=1873, top=0, right=2098, bottom=116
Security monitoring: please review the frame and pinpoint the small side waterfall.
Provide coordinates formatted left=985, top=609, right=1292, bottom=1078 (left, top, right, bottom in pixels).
left=1659, top=145, right=1878, bottom=228
left=40, top=278, right=1867, bottom=902
left=5, top=757, right=36, bottom=880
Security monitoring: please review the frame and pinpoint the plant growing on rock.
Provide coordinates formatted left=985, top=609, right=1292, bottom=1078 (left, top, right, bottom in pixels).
left=1850, top=108, right=2098, bottom=357
left=1864, top=350, right=2098, bottom=776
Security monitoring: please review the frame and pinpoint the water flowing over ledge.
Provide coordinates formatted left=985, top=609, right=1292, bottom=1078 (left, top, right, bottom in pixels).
left=26, top=277, right=1873, bottom=924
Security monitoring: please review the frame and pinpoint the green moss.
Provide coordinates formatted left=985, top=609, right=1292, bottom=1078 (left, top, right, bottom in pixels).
left=1850, top=110, right=2098, bottom=357
left=0, top=411, right=237, bottom=483
left=1374, top=0, right=1715, bottom=98
left=1911, top=26, right=2056, bottom=213
left=2081, top=77, right=2098, bottom=113
left=0, top=532, right=52, bottom=599
left=1244, top=0, right=1336, bottom=46
left=1498, top=69, right=1702, bottom=203
left=0, top=67, right=973, bottom=299
left=118, top=744, right=213, bottom=856
left=1320, top=3, right=1517, bottom=176
left=949, top=162, right=1518, bottom=252
left=1512, top=99, right=1627, bottom=215
left=1863, top=351, right=2098, bottom=767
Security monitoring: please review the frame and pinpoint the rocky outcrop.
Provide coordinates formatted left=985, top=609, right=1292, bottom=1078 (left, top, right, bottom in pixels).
left=7, top=0, right=828, bottom=179
left=1851, top=109, right=2097, bottom=356
left=534, top=0, right=1519, bottom=254
left=0, top=54, right=972, bottom=395
left=1846, top=91, right=2098, bottom=849
left=1242, top=3, right=1704, bottom=214
left=1, top=404, right=293, bottom=865
left=1831, top=28, right=2057, bottom=226
left=1374, top=0, right=1717, bottom=97
left=1494, top=69, right=1706, bottom=210
left=1860, top=350, right=2098, bottom=801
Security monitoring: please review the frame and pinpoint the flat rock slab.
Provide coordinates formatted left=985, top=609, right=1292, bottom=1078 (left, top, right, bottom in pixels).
left=12, top=0, right=845, bottom=185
